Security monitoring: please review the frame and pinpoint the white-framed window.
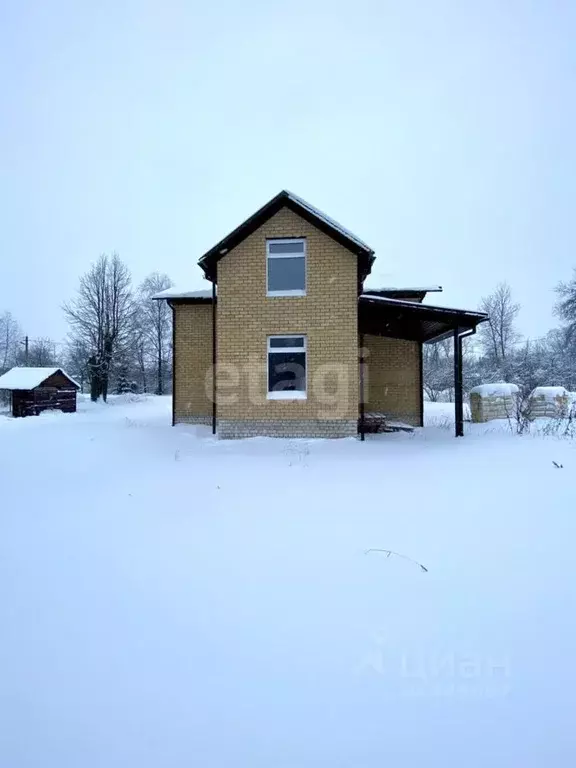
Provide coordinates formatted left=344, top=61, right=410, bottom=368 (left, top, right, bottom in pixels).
left=266, top=238, right=306, bottom=296
left=267, top=335, right=307, bottom=400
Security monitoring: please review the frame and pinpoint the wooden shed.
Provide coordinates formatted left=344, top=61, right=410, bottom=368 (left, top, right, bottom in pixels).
left=0, top=367, right=80, bottom=417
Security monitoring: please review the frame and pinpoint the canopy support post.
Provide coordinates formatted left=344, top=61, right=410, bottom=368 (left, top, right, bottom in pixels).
left=359, top=330, right=365, bottom=441
left=212, top=276, right=217, bottom=435
left=454, top=327, right=464, bottom=437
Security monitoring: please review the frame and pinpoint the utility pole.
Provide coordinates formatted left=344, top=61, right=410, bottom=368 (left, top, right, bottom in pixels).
left=20, top=336, right=29, bottom=366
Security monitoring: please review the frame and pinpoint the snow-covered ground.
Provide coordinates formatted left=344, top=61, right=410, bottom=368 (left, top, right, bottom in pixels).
left=1, top=396, right=575, bottom=767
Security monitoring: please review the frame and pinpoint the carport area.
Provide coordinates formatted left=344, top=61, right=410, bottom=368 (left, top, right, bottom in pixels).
left=358, top=294, right=488, bottom=438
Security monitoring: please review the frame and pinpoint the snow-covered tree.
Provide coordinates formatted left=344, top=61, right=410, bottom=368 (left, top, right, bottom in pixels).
left=423, top=339, right=453, bottom=401
left=64, top=339, right=91, bottom=393
left=478, top=283, right=521, bottom=362
left=63, top=254, right=136, bottom=402
left=0, top=311, right=21, bottom=373
left=115, top=367, right=131, bottom=394
left=555, top=268, right=576, bottom=342
left=138, top=272, right=173, bottom=395
left=424, top=336, right=481, bottom=401
left=15, top=337, right=59, bottom=367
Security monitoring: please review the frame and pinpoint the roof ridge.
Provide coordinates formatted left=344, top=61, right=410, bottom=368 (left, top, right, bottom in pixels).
left=197, top=190, right=375, bottom=281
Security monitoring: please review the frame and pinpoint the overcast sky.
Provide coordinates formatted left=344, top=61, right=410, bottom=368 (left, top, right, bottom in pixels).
left=1, top=0, right=574, bottom=344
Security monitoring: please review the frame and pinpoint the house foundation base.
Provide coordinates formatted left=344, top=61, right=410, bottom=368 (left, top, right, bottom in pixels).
left=174, top=414, right=212, bottom=426
left=217, top=418, right=358, bottom=439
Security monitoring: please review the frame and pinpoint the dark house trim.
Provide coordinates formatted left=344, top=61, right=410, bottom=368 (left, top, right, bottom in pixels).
left=418, top=341, right=424, bottom=428
left=357, top=258, right=366, bottom=441
left=359, top=331, right=366, bottom=441
left=168, top=297, right=213, bottom=305
left=198, top=190, right=375, bottom=283
left=359, top=295, right=488, bottom=343
left=212, top=273, right=217, bottom=435
left=454, top=327, right=464, bottom=437
left=168, top=300, right=176, bottom=426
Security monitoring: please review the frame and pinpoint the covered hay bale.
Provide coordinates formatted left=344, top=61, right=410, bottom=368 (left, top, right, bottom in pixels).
left=526, top=386, right=570, bottom=420
left=470, top=383, right=519, bottom=423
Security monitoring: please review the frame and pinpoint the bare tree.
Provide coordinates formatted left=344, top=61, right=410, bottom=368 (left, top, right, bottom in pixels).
left=64, top=339, right=91, bottom=393
left=138, top=272, right=173, bottom=395
left=63, top=253, right=135, bottom=401
left=16, top=337, right=58, bottom=367
left=555, top=268, right=576, bottom=342
left=478, top=283, right=521, bottom=372
left=424, top=336, right=480, bottom=401
left=0, top=311, right=21, bottom=373
left=133, top=325, right=149, bottom=393
left=423, top=339, right=453, bottom=401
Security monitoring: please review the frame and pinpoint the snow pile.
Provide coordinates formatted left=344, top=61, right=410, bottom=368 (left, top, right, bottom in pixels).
left=1, top=397, right=575, bottom=767
left=470, top=383, right=519, bottom=397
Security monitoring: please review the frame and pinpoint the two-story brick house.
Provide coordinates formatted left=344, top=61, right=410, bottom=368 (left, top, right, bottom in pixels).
left=156, top=191, right=487, bottom=439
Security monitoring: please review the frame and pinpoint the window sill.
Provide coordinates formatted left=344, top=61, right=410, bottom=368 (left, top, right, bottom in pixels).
left=267, top=391, right=307, bottom=401
left=267, top=290, right=306, bottom=298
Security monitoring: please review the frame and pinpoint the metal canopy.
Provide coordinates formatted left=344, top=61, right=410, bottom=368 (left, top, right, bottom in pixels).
left=358, top=295, right=488, bottom=439
left=359, top=295, right=488, bottom=343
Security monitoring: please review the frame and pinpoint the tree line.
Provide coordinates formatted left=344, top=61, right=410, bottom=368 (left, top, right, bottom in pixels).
left=424, top=273, right=576, bottom=400
left=1, top=253, right=173, bottom=401
left=3, top=255, right=576, bottom=404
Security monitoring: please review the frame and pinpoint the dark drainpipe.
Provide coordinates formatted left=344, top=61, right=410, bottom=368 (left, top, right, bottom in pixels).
left=212, top=274, right=217, bottom=435
left=359, top=330, right=366, bottom=441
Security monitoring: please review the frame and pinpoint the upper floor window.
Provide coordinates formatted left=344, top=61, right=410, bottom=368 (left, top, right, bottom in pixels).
left=266, top=238, right=306, bottom=296
left=267, top=335, right=307, bottom=399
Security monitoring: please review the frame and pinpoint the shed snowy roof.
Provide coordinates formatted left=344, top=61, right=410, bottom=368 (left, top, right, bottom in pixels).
left=198, top=190, right=375, bottom=282
left=0, top=367, right=80, bottom=391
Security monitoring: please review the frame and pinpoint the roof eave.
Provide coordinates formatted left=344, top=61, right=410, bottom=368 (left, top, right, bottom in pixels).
left=359, top=294, right=489, bottom=343
left=198, top=191, right=375, bottom=282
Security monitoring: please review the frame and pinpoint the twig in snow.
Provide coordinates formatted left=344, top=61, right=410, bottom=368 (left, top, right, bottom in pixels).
left=365, top=548, right=428, bottom=573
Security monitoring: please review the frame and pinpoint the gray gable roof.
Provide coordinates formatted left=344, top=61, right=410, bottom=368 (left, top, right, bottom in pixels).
left=198, top=190, right=375, bottom=282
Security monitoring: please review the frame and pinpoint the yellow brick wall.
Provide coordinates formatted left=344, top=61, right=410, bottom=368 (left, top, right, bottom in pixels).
left=364, top=335, right=422, bottom=426
left=217, top=207, right=359, bottom=422
left=173, top=303, right=213, bottom=423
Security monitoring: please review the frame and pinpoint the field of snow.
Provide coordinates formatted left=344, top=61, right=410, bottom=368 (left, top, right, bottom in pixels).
left=1, top=395, right=575, bottom=767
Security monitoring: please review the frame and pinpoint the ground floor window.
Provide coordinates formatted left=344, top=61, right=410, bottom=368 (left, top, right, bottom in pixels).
left=267, top=335, right=307, bottom=399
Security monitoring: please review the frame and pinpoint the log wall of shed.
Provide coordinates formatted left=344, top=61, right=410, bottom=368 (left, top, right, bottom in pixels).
left=12, top=388, right=76, bottom=417
left=42, top=371, right=77, bottom=388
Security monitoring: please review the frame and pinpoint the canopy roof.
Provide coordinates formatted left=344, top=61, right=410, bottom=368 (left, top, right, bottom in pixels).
left=362, top=286, right=443, bottom=303
left=198, top=190, right=375, bottom=282
left=0, top=367, right=80, bottom=391
left=359, top=294, right=488, bottom=343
